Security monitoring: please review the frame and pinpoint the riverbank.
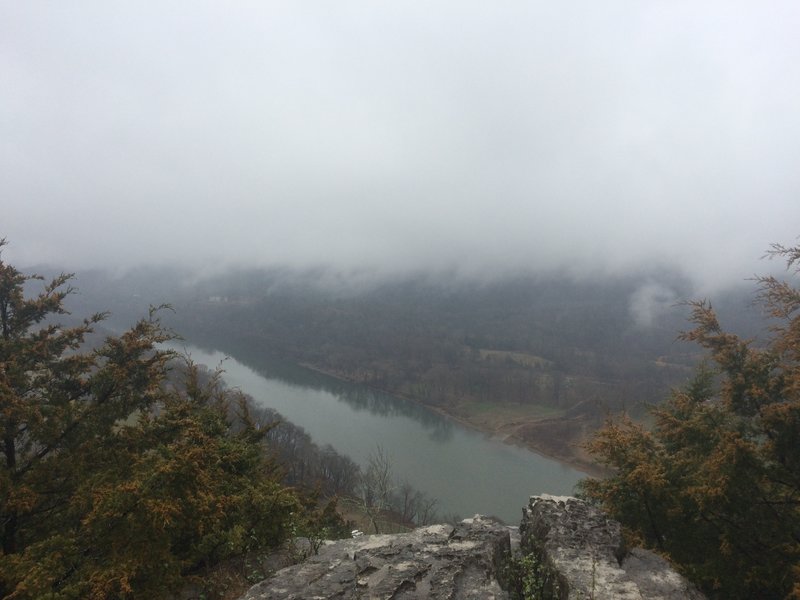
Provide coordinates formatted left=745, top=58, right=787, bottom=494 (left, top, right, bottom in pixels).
left=298, top=361, right=606, bottom=479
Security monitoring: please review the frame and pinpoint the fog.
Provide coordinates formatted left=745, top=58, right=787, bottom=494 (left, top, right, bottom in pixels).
left=628, top=282, right=680, bottom=329
left=2, top=2, right=799, bottom=290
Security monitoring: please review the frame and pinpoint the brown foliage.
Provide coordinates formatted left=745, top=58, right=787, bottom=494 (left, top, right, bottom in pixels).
left=582, top=241, right=800, bottom=600
left=0, top=241, right=298, bottom=599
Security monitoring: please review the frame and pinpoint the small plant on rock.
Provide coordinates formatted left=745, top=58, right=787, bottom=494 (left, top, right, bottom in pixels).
left=505, top=550, right=561, bottom=600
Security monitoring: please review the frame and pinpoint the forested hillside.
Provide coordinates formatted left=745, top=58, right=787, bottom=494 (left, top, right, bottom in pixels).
left=61, top=266, right=759, bottom=469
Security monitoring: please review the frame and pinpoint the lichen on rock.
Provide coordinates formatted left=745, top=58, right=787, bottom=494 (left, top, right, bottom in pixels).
left=239, top=496, right=704, bottom=600
left=239, top=516, right=511, bottom=599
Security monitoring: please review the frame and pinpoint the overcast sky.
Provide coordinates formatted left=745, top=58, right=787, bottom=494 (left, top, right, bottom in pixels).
left=2, top=1, right=799, bottom=288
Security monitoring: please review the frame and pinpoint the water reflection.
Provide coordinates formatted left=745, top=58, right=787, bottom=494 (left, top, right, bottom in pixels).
left=171, top=336, right=584, bottom=523
left=180, top=336, right=454, bottom=442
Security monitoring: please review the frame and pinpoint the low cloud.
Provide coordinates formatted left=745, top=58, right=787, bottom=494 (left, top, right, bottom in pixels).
left=2, top=2, right=799, bottom=289
left=629, top=282, right=679, bottom=328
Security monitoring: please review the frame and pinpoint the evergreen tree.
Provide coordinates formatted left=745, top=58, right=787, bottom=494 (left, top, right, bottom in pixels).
left=0, top=240, right=297, bottom=598
left=581, top=242, right=800, bottom=599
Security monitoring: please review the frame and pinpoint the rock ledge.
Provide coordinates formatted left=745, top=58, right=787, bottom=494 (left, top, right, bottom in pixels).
left=521, top=494, right=704, bottom=599
left=240, top=496, right=705, bottom=599
left=239, top=515, right=510, bottom=599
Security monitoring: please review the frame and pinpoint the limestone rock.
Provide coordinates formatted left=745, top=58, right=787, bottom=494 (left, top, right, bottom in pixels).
left=240, top=496, right=706, bottom=600
left=239, top=516, right=511, bottom=599
left=520, top=495, right=705, bottom=600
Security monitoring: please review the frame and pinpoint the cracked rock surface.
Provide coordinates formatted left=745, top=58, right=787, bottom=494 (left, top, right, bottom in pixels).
left=521, top=495, right=705, bottom=600
left=240, top=497, right=706, bottom=600
left=239, top=516, right=511, bottom=599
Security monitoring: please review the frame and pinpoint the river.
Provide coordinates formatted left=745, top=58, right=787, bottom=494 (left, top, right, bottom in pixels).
left=175, top=342, right=585, bottom=524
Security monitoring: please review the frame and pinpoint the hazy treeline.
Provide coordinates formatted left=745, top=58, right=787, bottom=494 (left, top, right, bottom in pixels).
left=142, top=269, right=755, bottom=421
left=59, top=266, right=761, bottom=422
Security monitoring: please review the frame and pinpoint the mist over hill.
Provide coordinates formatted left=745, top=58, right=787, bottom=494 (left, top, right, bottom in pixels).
left=51, top=263, right=762, bottom=470
left=61, top=262, right=763, bottom=341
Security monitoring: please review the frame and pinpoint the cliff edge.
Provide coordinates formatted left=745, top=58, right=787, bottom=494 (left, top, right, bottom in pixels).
left=239, top=496, right=703, bottom=599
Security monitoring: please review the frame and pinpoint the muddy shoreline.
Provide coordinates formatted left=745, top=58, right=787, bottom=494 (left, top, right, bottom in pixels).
left=298, top=362, right=605, bottom=479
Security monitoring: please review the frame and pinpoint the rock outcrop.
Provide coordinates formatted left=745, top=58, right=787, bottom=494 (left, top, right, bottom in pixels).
left=239, top=496, right=704, bottom=600
left=521, top=495, right=704, bottom=600
left=239, top=516, right=511, bottom=599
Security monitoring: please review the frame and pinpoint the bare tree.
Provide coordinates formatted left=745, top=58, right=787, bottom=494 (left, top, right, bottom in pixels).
left=318, top=444, right=359, bottom=496
left=417, top=496, right=440, bottom=526
left=395, top=480, right=439, bottom=525
left=358, top=446, right=395, bottom=533
left=397, top=480, right=421, bottom=524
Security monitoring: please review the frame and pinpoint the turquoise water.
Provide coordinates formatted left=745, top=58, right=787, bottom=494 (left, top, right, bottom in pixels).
left=176, top=343, right=585, bottom=524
